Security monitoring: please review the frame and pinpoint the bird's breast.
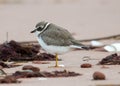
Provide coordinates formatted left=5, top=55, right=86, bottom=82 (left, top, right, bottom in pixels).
left=37, top=36, right=71, bottom=55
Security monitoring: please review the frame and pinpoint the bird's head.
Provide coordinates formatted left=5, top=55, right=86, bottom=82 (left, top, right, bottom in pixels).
left=31, top=21, right=48, bottom=34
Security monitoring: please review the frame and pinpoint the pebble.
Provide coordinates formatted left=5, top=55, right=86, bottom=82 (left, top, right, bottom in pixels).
left=93, top=71, right=106, bottom=80
left=80, top=63, right=92, bottom=68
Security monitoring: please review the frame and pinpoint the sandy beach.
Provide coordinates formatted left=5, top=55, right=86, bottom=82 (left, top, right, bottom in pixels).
left=0, top=0, right=120, bottom=86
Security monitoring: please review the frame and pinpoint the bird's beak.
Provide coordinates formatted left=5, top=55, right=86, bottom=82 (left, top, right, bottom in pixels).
left=31, top=29, right=36, bottom=33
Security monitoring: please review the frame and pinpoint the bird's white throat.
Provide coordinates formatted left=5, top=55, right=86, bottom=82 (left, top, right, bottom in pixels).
left=35, top=31, right=41, bottom=37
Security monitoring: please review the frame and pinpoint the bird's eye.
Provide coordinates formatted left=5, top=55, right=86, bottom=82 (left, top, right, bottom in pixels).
left=37, top=26, right=43, bottom=31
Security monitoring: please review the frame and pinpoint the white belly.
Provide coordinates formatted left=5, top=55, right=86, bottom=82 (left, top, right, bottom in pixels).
left=37, top=36, right=71, bottom=55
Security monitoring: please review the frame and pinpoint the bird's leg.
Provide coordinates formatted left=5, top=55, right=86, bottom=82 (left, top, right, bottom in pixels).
left=55, top=54, right=59, bottom=67
left=48, top=54, right=63, bottom=68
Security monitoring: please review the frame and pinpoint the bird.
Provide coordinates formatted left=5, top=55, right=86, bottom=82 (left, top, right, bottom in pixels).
left=31, top=21, right=89, bottom=67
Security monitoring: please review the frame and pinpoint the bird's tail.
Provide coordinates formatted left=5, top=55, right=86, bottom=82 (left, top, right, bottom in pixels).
left=70, top=45, right=89, bottom=50
left=70, top=40, right=90, bottom=50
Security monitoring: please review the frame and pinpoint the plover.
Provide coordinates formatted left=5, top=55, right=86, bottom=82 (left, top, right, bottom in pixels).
left=31, top=21, right=89, bottom=67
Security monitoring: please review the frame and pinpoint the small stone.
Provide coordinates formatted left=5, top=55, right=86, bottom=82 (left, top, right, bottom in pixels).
left=22, top=65, right=40, bottom=72
left=93, top=71, right=106, bottom=80
left=80, top=63, right=92, bottom=68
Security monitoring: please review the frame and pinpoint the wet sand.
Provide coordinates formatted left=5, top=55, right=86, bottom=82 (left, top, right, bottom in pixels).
left=0, top=0, right=120, bottom=86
